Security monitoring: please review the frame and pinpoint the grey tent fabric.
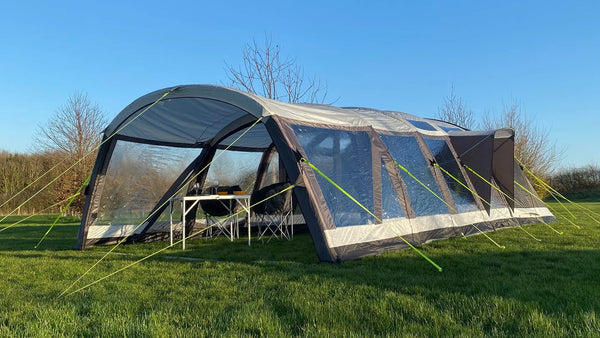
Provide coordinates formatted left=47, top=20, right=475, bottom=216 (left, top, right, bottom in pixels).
left=77, top=85, right=555, bottom=262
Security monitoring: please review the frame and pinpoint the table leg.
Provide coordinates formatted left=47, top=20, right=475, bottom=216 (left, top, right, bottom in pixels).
left=169, top=200, right=173, bottom=246
left=247, top=199, right=251, bottom=247
left=182, top=199, right=186, bottom=250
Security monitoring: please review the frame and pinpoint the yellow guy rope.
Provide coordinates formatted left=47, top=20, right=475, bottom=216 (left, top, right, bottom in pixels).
left=301, top=158, right=442, bottom=272
left=513, top=179, right=571, bottom=235
left=394, top=161, right=456, bottom=213
left=434, top=163, right=516, bottom=246
left=60, top=116, right=264, bottom=297
left=35, top=174, right=92, bottom=248
left=0, top=90, right=174, bottom=225
left=0, top=193, right=82, bottom=233
left=435, top=163, right=540, bottom=242
left=62, top=183, right=295, bottom=297
left=515, top=158, right=600, bottom=225
left=463, top=165, right=563, bottom=235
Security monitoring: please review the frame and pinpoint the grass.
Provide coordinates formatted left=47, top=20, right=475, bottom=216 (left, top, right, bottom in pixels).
left=1, top=203, right=600, bottom=336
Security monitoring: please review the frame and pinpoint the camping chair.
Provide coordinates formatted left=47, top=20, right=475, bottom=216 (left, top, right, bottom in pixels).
left=200, top=185, right=241, bottom=241
left=251, top=182, right=294, bottom=243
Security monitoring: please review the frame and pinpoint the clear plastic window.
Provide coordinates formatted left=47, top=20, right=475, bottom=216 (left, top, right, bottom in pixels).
left=261, top=152, right=280, bottom=188
left=439, top=125, right=463, bottom=132
left=292, top=125, right=374, bottom=227
left=406, top=119, right=437, bottom=131
left=380, top=134, right=449, bottom=216
left=204, top=149, right=263, bottom=193
left=97, top=141, right=203, bottom=226
left=424, top=138, right=479, bottom=213
left=381, top=160, right=404, bottom=219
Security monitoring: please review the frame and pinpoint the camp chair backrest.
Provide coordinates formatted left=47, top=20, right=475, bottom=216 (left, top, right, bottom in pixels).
left=251, top=182, right=292, bottom=215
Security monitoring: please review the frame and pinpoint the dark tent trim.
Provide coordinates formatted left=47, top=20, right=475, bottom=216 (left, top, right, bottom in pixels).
left=77, top=84, right=555, bottom=262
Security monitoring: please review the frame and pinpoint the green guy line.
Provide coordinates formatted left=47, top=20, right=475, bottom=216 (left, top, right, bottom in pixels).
left=301, top=158, right=378, bottom=221
left=0, top=89, right=174, bottom=226
left=463, top=165, right=518, bottom=206
left=393, top=231, right=442, bottom=272
left=516, top=225, right=542, bottom=242
left=535, top=170, right=600, bottom=224
left=434, top=163, right=506, bottom=248
left=515, top=157, right=600, bottom=223
left=394, top=161, right=456, bottom=212
left=471, top=224, right=505, bottom=249
left=61, top=117, right=264, bottom=297
left=514, top=180, right=564, bottom=235
left=518, top=162, right=576, bottom=219
left=434, top=163, right=491, bottom=208
left=35, top=174, right=91, bottom=248
left=543, top=193, right=581, bottom=229
left=463, top=164, right=554, bottom=238
left=544, top=186, right=577, bottom=220
left=63, top=184, right=296, bottom=297
left=301, top=157, right=443, bottom=272
left=0, top=194, right=79, bottom=233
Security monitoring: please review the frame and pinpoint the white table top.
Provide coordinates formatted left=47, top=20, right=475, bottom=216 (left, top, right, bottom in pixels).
left=170, top=194, right=251, bottom=202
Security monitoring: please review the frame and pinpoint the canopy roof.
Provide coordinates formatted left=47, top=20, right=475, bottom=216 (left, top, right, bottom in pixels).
left=105, top=85, right=465, bottom=149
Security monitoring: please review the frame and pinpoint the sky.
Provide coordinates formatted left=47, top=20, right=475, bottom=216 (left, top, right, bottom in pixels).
left=0, top=1, right=598, bottom=170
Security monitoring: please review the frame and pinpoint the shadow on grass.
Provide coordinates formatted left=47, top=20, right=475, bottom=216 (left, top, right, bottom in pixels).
left=0, top=224, right=79, bottom=251
left=94, top=231, right=600, bottom=318
left=3, top=214, right=600, bottom=326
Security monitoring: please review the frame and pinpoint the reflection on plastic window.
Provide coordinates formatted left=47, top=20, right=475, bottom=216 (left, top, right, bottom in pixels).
left=380, top=134, right=449, bottom=216
left=438, top=125, right=463, bottom=132
left=406, top=119, right=437, bottom=131
left=424, top=138, right=478, bottom=213
left=98, top=141, right=203, bottom=226
left=292, top=125, right=374, bottom=227
left=381, top=160, right=404, bottom=219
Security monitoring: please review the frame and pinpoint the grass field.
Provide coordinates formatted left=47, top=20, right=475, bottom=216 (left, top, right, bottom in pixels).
left=1, top=202, right=600, bottom=336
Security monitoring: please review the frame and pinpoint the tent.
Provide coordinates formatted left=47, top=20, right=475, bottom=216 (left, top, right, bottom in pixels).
left=77, top=85, right=555, bottom=262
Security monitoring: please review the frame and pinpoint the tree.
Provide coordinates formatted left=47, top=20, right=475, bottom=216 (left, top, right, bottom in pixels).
left=437, top=87, right=560, bottom=195
left=482, top=100, right=561, bottom=188
left=225, top=37, right=330, bottom=104
left=34, top=92, right=107, bottom=213
left=437, top=85, right=475, bottom=129
left=550, top=164, right=600, bottom=195
left=35, top=92, right=106, bottom=158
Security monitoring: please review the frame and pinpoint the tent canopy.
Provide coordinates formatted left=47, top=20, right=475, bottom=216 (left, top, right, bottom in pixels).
left=77, top=85, right=554, bottom=262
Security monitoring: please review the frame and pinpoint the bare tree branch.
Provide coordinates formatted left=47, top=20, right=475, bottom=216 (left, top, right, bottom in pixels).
left=225, top=36, right=330, bottom=104
left=437, top=84, right=475, bottom=129
left=482, top=99, right=562, bottom=186
left=33, top=92, right=108, bottom=213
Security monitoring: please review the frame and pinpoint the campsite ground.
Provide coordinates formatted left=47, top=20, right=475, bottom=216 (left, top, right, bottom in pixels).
left=1, top=202, right=599, bottom=336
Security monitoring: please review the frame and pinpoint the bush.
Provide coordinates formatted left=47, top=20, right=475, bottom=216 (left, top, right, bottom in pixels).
left=549, top=164, right=600, bottom=195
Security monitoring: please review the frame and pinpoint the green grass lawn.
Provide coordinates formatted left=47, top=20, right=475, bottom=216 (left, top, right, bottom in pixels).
left=1, top=203, right=600, bottom=336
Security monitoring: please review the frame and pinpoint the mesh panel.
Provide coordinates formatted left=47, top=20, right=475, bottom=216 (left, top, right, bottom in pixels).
left=380, top=134, right=448, bottom=216
left=292, top=125, right=374, bottom=227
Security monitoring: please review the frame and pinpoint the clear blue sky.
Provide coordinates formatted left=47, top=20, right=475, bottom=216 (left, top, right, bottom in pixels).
left=1, top=1, right=598, bottom=170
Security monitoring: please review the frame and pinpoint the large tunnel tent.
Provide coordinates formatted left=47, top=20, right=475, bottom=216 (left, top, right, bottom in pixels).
left=77, top=85, right=555, bottom=262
